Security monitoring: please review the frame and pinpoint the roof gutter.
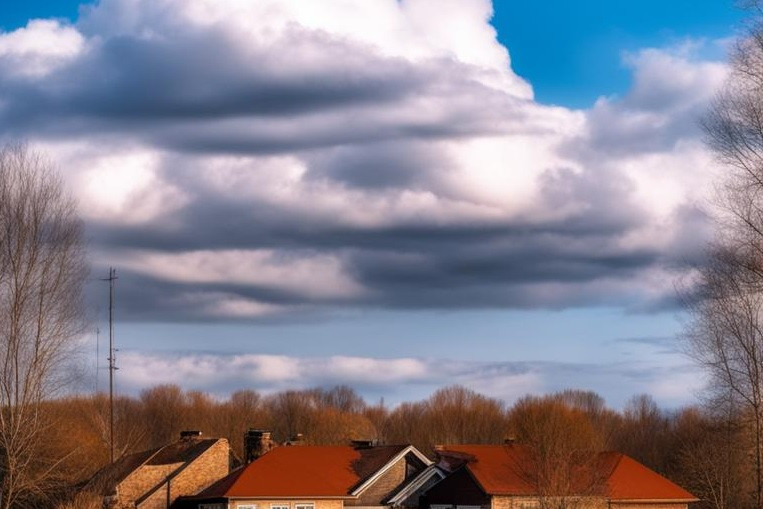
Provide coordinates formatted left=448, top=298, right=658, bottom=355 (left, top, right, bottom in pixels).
left=226, top=496, right=357, bottom=500
left=609, top=499, right=699, bottom=503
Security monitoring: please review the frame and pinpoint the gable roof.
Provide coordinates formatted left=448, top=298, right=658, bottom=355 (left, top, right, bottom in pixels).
left=604, top=452, right=696, bottom=501
left=86, top=438, right=221, bottom=496
left=438, top=445, right=534, bottom=495
left=195, top=445, right=425, bottom=498
left=386, top=465, right=447, bottom=506
left=437, top=445, right=697, bottom=502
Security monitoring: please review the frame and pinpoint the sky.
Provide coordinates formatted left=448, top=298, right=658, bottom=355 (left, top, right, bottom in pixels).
left=0, top=0, right=746, bottom=408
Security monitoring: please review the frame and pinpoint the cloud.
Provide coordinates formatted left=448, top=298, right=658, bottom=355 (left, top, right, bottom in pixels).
left=107, top=350, right=701, bottom=408
left=0, top=0, right=728, bottom=320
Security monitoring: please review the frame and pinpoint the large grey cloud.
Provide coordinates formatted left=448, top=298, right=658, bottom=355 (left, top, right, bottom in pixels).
left=0, top=0, right=728, bottom=321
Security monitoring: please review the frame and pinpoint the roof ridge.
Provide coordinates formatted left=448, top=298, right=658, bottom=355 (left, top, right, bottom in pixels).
left=608, top=451, right=624, bottom=476
left=349, top=444, right=425, bottom=496
left=134, top=443, right=168, bottom=471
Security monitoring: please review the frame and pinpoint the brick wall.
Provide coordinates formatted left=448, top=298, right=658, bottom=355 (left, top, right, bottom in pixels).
left=136, top=439, right=231, bottom=509
left=118, top=463, right=182, bottom=506
left=491, top=496, right=610, bottom=509
left=491, top=495, right=513, bottom=509
left=353, top=455, right=406, bottom=505
left=171, top=439, right=231, bottom=501
left=490, top=497, right=685, bottom=509
left=610, top=504, right=688, bottom=509
left=227, top=499, right=344, bottom=509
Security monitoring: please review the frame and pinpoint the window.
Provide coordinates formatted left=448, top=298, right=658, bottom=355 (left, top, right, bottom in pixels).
left=294, top=503, right=314, bottom=509
left=199, top=505, right=224, bottom=509
left=238, top=505, right=257, bottom=509
left=431, top=505, right=453, bottom=509
left=271, top=504, right=289, bottom=509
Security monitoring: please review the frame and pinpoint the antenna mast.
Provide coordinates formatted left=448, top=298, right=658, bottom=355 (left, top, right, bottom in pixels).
left=104, top=268, right=118, bottom=463
left=95, top=326, right=100, bottom=393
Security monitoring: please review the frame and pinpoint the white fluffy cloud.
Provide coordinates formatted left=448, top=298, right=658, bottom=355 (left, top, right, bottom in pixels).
left=110, top=348, right=699, bottom=408
left=0, top=0, right=727, bottom=320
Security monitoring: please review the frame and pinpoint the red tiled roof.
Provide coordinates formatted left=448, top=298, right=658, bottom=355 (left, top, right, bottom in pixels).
left=605, top=453, right=696, bottom=501
left=438, top=445, right=697, bottom=501
left=197, top=445, right=408, bottom=498
left=438, top=445, right=535, bottom=495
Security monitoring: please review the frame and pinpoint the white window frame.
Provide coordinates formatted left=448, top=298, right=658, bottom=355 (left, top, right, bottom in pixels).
left=294, top=502, right=314, bottom=509
left=238, top=505, right=257, bottom=509
left=271, top=504, right=289, bottom=509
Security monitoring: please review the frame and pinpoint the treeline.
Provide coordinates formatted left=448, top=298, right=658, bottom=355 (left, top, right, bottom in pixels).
left=38, top=384, right=746, bottom=508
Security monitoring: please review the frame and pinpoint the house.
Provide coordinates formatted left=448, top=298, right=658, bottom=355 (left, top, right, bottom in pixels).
left=84, top=431, right=232, bottom=509
left=421, top=444, right=698, bottom=509
left=175, top=442, right=435, bottom=509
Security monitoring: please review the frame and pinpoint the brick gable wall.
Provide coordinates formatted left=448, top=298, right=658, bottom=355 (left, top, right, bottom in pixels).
left=346, top=452, right=426, bottom=506
left=137, top=439, right=231, bottom=509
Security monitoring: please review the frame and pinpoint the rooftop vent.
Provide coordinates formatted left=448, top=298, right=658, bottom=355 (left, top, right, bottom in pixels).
left=351, top=439, right=375, bottom=449
left=285, top=433, right=305, bottom=446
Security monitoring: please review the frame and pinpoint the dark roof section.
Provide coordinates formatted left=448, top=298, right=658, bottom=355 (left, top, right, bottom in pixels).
left=86, top=447, right=161, bottom=495
left=148, top=438, right=218, bottom=465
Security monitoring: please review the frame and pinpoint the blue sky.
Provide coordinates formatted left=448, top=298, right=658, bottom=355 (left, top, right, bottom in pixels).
left=495, top=0, right=743, bottom=106
left=0, top=0, right=737, bottom=408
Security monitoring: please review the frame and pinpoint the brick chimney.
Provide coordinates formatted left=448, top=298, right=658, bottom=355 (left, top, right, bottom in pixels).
left=244, top=429, right=274, bottom=463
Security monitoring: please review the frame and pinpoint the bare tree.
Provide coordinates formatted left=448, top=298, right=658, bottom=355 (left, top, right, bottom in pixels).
left=508, top=395, right=605, bottom=509
left=673, top=406, right=748, bottom=509
left=140, top=384, right=188, bottom=448
left=0, top=144, right=88, bottom=508
left=615, top=394, right=671, bottom=473
left=425, top=385, right=507, bottom=446
left=684, top=248, right=763, bottom=507
left=679, top=5, right=763, bottom=506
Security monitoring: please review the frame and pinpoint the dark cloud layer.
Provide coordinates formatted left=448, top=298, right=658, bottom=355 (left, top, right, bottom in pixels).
left=0, top=0, right=727, bottom=321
